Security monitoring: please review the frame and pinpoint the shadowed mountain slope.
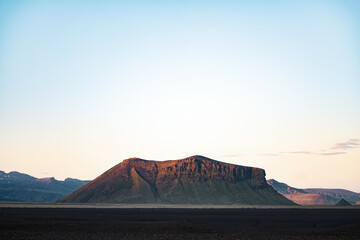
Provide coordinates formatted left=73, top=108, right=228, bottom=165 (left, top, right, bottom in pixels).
left=60, top=155, right=294, bottom=205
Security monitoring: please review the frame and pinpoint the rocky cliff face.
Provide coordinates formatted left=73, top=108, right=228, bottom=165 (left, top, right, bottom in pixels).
left=60, top=155, right=294, bottom=205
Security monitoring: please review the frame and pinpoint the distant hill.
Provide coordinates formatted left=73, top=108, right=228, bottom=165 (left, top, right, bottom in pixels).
left=304, top=188, right=360, bottom=204
left=0, top=171, right=89, bottom=202
left=60, top=155, right=295, bottom=205
left=267, top=179, right=360, bottom=205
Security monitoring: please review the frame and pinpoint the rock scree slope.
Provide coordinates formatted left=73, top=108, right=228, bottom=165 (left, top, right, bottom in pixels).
left=60, top=155, right=294, bottom=205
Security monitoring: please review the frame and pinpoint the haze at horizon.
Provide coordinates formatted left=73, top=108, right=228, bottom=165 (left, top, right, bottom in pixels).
left=0, top=0, right=359, bottom=191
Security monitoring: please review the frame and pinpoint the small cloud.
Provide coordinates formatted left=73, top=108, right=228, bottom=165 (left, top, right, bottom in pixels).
left=321, top=152, right=346, bottom=156
left=349, top=138, right=360, bottom=142
left=221, top=154, right=241, bottom=158
left=257, top=153, right=281, bottom=156
left=36, top=172, right=50, bottom=177
left=280, top=151, right=314, bottom=155
left=331, top=139, right=360, bottom=150
left=255, top=138, right=358, bottom=159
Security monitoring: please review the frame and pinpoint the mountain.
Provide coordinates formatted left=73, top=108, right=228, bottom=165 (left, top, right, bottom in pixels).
left=60, top=155, right=294, bottom=205
left=336, top=199, right=352, bottom=206
left=0, top=171, right=90, bottom=202
left=267, top=179, right=360, bottom=205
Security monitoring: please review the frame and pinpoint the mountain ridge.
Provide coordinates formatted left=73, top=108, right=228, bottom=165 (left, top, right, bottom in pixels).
left=267, top=179, right=360, bottom=205
left=0, top=171, right=89, bottom=202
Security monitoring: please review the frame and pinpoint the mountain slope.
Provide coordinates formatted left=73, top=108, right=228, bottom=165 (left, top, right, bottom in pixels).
left=0, top=171, right=89, bottom=202
left=267, top=179, right=360, bottom=205
left=266, top=179, right=307, bottom=194
left=60, top=155, right=294, bottom=205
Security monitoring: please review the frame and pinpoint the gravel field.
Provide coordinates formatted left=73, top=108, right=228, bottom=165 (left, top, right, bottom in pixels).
left=1, top=204, right=360, bottom=239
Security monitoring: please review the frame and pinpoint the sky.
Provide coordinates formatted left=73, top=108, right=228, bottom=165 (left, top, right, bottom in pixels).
left=0, top=0, right=359, bottom=192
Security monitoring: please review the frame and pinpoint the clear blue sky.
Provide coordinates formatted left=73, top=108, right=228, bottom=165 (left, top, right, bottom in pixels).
left=1, top=0, right=360, bottom=191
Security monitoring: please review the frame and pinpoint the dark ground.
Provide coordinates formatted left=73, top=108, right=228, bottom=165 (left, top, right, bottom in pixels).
left=1, top=207, right=360, bottom=239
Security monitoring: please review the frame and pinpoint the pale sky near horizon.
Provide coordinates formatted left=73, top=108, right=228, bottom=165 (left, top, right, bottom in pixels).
left=1, top=1, right=360, bottom=191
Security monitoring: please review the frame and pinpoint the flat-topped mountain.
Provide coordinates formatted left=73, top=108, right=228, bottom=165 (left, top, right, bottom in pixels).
left=60, top=155, right=294, bottom=205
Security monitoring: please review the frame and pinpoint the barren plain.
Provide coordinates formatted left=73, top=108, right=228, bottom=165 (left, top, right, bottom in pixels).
left=1, top=203, right=360, bottom=239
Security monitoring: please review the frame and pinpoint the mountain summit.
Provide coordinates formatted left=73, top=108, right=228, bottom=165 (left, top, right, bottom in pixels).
left=60, top=155, right=294, bottom=205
